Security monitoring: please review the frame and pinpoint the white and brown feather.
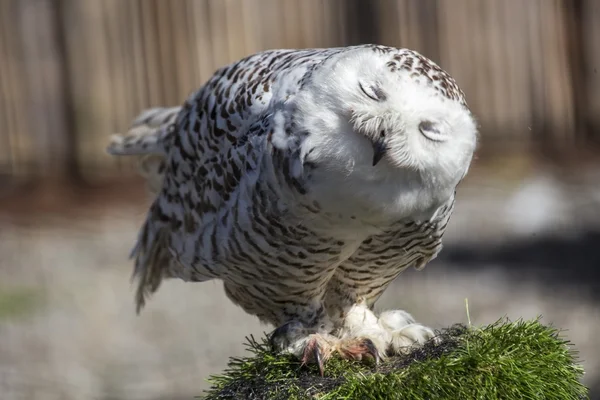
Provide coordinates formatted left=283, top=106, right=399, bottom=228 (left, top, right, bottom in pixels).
left=107, top=44, right=475, bottom=331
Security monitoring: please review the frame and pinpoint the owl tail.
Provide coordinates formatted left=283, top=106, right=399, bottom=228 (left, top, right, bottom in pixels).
left=129, top=212, right=171, bottom=314
left=106, top=106, right=181, bottom=194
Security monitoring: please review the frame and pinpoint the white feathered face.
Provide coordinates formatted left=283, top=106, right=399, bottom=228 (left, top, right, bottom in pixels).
left=294, top=47, right=478, bottom=219
left=298, top=49, right=477, bottom=184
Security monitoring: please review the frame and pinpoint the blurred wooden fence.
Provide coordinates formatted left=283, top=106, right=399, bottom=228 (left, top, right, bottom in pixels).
left=0, top=0, right=599, bottom=183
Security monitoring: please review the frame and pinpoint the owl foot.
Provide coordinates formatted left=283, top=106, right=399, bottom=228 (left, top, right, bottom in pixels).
left=336, top=303, right=390, bottom=361
left=268, top=320, right=335, bottom=376
left=337, top=305, right=438, bottom=359
left=378, top=309, right=439, bottom=354
left=299, top=334, right=381, bottom=375
left=269, top=321, right=337, bottom=376
left=268, top=320, right=379, bottom=376
left=299, top=334, right=335, bottom=376
left=334, top=337, right=381, bottom=364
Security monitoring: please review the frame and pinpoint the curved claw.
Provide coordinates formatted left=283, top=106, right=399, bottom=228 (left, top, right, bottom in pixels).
left=361, top=338, right=381, bottom=365
left=336, top=337, right=383, bottom=365
left=313, top=344, right=324, bottom=376
left=301, top=337, right=325, bottom=376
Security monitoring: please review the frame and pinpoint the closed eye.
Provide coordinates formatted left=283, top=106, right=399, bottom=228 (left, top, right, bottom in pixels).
left=419, top=120, right=448, bottom=142
left=359, top=81, right=386, bottom=102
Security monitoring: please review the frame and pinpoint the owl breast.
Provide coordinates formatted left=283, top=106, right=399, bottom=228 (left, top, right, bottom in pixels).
left=327, top=197, right=455, bottom=307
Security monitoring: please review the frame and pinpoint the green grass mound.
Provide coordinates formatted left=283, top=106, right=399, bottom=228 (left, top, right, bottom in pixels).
left=201, top=318, right=588, bottom=400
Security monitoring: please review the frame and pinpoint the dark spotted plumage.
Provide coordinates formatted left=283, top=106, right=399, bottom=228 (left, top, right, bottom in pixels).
left=107, top=44, right=477, bottom=366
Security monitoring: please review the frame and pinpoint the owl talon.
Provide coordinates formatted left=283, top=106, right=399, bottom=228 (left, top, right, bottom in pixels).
left=301, top=338, right=325, bottom=376
left=299, top=335, right=334, bottom=376
left=336, top=337, right=384, bottom=365
left=362, top=338, right=381, bottom=365
left=315, top=345, right=325, bottom=376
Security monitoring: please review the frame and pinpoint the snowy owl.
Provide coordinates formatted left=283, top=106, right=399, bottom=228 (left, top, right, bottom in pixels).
left=107, top=44, right=478, bottom=374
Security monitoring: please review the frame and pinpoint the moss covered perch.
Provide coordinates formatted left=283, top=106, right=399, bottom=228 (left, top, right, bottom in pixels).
left=201, top=318, right=588, bottom=399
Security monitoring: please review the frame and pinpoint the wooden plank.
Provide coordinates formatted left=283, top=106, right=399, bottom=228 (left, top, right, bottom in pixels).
left=0, top=0, right=596, bottom=183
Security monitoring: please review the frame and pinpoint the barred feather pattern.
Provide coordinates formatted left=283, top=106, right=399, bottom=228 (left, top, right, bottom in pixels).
left=108, top=44, right=476, bottom=333
left=325, top=198, right=455, bottom=321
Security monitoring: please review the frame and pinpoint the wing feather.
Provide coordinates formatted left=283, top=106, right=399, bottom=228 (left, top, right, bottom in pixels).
left=108, top=47, right=347, bottom=311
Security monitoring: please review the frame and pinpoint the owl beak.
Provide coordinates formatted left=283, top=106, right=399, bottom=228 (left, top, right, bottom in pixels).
left=371, top=138, right=387, bottom=166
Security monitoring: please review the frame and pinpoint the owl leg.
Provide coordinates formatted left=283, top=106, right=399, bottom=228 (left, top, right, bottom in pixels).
left=269, top=316, right=381, bottom=376
left=377, top=309, right=439, bottom=354
left=269, top=320, right=339, bottom=376
left=335, top=302, right=390, bottom=361
left=334, top=303, right=438, bottom=360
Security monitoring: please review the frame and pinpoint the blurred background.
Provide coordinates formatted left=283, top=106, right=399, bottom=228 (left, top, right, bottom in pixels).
left=0, top=0, right=599, bottom=399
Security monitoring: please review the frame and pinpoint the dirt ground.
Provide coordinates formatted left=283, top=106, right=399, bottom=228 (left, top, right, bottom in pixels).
left=1, top=159, right=599, bottom=400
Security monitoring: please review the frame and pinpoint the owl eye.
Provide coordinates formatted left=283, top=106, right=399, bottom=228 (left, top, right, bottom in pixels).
left=419, top=120, right=447, bottom=142
left=359, top=81, right=386, bottom=102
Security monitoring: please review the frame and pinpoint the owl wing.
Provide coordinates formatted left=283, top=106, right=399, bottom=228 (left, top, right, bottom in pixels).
left=110, top=47, right=343, bottom=312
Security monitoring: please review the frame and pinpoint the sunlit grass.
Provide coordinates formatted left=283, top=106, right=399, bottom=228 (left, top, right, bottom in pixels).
left=202, top=318, right=588, bottom=400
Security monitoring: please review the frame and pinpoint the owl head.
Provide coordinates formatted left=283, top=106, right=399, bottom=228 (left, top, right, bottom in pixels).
left=284, top=45, right=479, bottom=221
